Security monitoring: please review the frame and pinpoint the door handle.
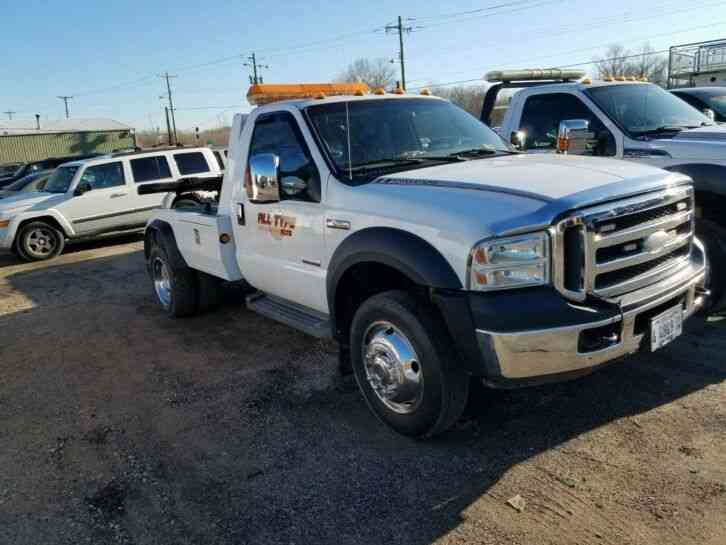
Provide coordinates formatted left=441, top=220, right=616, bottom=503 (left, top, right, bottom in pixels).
left=236, top=202, right=245, bottom=225
left=110, top=192, right=128, bottom=198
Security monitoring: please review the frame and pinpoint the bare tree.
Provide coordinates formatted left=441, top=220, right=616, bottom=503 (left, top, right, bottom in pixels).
left=593, top=44, right=630, bottom=80
left=593, top=43, right=668, bottom=86
left=336, top=58, right=396, bottom=89
left=433, top=86, right=487, bottom=117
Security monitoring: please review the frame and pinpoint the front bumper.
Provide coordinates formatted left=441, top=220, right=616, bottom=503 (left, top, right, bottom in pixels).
left=474, top=243, right=706, bottom=383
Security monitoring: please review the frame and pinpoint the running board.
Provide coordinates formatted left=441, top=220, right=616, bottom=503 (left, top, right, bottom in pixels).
left=246, top=293, right=333, bottom=338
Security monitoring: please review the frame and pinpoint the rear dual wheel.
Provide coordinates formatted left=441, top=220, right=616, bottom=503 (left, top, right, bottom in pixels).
left=148, top=243, right=221, bottom=318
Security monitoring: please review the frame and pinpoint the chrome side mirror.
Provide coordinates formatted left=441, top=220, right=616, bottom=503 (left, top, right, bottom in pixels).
left=557, top=119, right=594, bottom=155
left=703, top=108, right=716, bottom=122
left=247, top=153, right=280, bottom=203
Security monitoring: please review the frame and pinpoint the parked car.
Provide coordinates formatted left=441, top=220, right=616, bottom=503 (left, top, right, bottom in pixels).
left=0, top=153, right=103, bottom=188
left=0, top=169, right=53, bottom=200
left=0, top=147, right=222, bottom=261
left=670, top=87, right=726, bottom=122
left=482, top=69, right=726, bottom=312
left=141, top=83, right=706, bottom=438
left=0, top=162, right=24, bottom=178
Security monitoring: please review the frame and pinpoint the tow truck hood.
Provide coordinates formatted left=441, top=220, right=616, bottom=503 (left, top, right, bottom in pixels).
left=351, top=153, right=688, bottom=239
left=651, top=124, right=726, bottom=160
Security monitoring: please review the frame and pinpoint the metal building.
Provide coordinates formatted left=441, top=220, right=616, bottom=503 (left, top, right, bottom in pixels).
left=0, top=118, right=135, bottom=164
left=668, top=38, right=726, bottom=89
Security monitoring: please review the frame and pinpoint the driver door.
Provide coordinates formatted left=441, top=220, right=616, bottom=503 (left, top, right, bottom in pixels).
left=234, top=110, right=327, bottom=313
left=59, top=161, right=133, bottom=235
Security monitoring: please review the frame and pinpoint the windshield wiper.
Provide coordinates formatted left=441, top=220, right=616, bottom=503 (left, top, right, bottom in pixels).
left=449, top=148, right=518, bottom=158
left=634, top=126, right=686, bottom=137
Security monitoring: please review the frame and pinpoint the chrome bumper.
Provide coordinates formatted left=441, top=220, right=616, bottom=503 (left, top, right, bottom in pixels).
left=475, top=247, right=706, bottom=381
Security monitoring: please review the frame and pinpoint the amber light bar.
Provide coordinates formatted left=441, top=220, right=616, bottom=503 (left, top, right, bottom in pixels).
left=247, top=83, right=370, bottom=105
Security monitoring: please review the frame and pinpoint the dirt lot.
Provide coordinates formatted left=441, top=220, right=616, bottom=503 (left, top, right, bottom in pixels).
left=1, top=237, right=725, bottom=545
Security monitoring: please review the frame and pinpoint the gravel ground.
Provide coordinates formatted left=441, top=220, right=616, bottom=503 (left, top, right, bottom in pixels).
left=1, top=236, right=725, bottom=545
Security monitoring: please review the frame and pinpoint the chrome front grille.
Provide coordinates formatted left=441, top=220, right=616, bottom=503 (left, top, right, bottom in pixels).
left=552, top=185, right=695, bottom=302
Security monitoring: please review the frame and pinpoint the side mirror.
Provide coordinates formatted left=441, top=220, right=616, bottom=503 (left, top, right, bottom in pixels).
left=510, top=130, right=526, bottom=150
left=703, top=108, right=716, bottom=122
left=74, top=181, right=92, bottom=196
left=557, top=119, right=594, bottom=155
left=247, top=153, right=280, bottom=203
left=280, top=176, right=307, bottom=197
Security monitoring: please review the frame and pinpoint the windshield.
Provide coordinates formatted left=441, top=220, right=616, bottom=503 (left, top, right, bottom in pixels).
left=586, top=84, right=712, bottom=137
left=44, top=166, right=79, bottom=193
left=306, top=98, right=512, bottom=180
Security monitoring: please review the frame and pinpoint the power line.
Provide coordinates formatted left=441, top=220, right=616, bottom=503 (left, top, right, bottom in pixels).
left=57, top=96, right=73, bottom=118
left=409, top=18, right=726, bottom=89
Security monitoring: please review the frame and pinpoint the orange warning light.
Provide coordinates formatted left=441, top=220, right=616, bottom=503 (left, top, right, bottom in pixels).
left=247, top=83, right=370, bottom=105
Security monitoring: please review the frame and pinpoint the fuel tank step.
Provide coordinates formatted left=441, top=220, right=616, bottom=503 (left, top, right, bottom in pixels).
left=246, top=293, right=333, bottom=338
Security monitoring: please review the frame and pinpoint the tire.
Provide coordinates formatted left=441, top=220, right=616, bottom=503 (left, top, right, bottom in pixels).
left=696, top=219, right=726, bottom=313
left=16, top=221, right=65, bottom=261
left=148, top=244, right=198, bottom=318
left=350, top=290, right=469, bottom=438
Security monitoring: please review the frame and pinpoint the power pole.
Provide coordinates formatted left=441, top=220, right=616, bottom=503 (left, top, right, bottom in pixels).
left=57, top=96, right=73, bottom=118
left=164, top=106, right=173, bottom=146
left=385, top=16, right=412, bottom=90
left=3, top=111, right=16, bottom=121
left=160, top=72, right=178, bottom=145
left=244, top=52, right=269, bottom=84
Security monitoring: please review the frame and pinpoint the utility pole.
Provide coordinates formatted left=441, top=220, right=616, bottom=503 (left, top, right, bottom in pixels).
left=3, top=110, right=16, bottom=121
left=244, top=52, right=269, bottom=84
left=35, top=114, right=40, bottom=130
left=385, top=16, right=412, bottom=90
left=164, top=106, right=173, bottom=146
left=57, top=96, right=73, bottom=118
left=160, top=72, right=178, bottom=145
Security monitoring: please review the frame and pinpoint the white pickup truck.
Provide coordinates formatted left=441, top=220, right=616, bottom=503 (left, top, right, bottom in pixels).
left=142, top=83, right=707, bottom=437
left=482, top=69, right=726, bottom=311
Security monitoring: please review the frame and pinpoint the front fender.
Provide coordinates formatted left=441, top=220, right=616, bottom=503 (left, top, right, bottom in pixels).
left=664, top=163, right=726, bottom=197
left=7, top=210, right=75, bottom=243
left=326, top=227, right=462, bottom=315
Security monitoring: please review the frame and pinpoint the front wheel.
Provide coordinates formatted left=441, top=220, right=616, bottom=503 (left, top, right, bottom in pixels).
left=16, top=221, right=65, bottom=261
left=350, top=290, right=469, bottom=438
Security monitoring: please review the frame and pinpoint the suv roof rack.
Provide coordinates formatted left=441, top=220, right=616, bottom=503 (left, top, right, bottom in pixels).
left=109, top=145, right=203, bottom=158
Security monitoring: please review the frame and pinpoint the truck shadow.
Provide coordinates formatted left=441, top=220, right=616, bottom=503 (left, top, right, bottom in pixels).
left=1, top=249, right=724, bottom=544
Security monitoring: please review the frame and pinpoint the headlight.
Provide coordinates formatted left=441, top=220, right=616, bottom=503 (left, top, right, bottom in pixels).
left=468, top=232, right=550, bottom=291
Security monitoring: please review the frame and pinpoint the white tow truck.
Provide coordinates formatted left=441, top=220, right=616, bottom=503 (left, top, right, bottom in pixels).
left=142, top=83, right=707, bottom=437
left=482, top=69, right=726, bottom=311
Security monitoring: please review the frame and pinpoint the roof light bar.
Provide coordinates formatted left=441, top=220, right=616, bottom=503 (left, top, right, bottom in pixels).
left=246, top=83, right=370, bottom=105
left=485, top=69, right=587, bottom=83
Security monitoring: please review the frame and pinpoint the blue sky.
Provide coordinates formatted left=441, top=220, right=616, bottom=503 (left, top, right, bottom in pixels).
left=2, top=0, right=726, bottom=132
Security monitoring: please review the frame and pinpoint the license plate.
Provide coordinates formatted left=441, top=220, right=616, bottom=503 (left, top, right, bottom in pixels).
left=650, top=305, right=683, bottom=352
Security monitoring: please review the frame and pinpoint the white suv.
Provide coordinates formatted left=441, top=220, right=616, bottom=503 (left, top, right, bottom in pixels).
left=0, top=147, right=222, bottom=261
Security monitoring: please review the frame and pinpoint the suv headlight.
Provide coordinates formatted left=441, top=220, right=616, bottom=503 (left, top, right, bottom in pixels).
left=468, top=232, right=550, bottom=291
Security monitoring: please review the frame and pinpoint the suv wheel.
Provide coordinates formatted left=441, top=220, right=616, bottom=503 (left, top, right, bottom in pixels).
left=350, top=290, right=469, bottom=438
left=148, top=244, right=198, bottom=318
left=16, top=221, right=65, bottom=261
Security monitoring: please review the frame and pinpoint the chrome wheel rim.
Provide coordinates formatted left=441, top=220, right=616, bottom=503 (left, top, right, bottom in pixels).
left=362, top=321, right=423, bottom=414
left=152, top=257, right=172, bottom=308
left=26, top=227, right=56, bottom=257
